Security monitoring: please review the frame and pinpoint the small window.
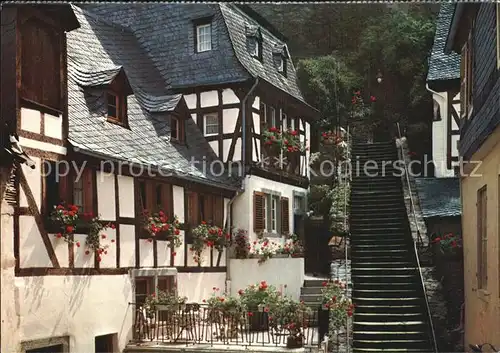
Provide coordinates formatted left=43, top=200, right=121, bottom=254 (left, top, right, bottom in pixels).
left=282, top=112, right=288, bottom=130
left=135, top=277, right=153, bottom=305
left=249, top=37, right=262, bottom=61
left=203, top=113, right=219, bottom=136
left=261, top=102, right=267, bottom=127
left=107, top=93, right=118, bottom=119
left=294, top=195, right=304, bottom=213
left=196, top=23, right=212, bottom=52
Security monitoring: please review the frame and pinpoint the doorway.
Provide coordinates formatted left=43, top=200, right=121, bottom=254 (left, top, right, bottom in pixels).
left=95, top=334, right=116, bottom=353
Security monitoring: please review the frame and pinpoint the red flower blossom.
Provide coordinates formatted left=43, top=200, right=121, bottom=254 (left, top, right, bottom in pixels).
left=101, top=234, right=107, bottom=239
left=85, top=250, right=90, bottom=255
left=201, top=221, right=206, bottom=225
left=110, top=223, right=116, bottom=230
left=111, top=239, right=115, bottom=243
left=66, top=225, right=74, bottom=234
left=56, top=233, right=62, bottom=238
left=148, top=238, right=153, bottom=243
left=238, top=289, right=244, bottom=295
left=76, top=242, right=81, bottom=247
left=97, top=256, right=101, bottom=262
left=432, top=237, right=441, bottom=243
left=354, top=90, right=361, bottom=95
left=248, top=312, right=253, bottom=317
left=172, top=252, right=176, bottom=257
left=174, top=229, right=180, bottom=235
left=322, top=281, right=328, bottom=287
left=347, top=310, right=353, bottom=317
left=370, top=95, right=376, bottom=102
left=451, top=240, right=457, bottom=248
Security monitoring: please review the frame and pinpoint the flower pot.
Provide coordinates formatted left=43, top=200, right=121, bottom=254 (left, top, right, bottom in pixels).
left=286, top=151, right=300, bottom=174
left=286, top=335, right=303, bottom=348
left=248, top=311, right=269, bottom=332
left=264, top=143, right=280, bottom=159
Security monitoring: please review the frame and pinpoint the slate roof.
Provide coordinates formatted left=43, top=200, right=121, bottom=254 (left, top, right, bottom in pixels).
left=80, top=3, right=308, bottom=104
left=415, top=177, right=462, bottom=219
left=427, top=3, right=461, bottom=82
left=67, top=5, right=239, bottom=190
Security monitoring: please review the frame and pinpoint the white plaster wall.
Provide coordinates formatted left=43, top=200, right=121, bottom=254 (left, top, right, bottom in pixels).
left=222, top=88, right=239, bottom=105
left=50, top=235, right=69, bottom=268
left=223, top=138, right=242, bottom=163
left=19, top=156, right=41, bottom=209
left=1, top=198, right=21, bottom=353
left=20, top=107, right=41, bottom=134
left=172, top=186, right=184, bottom=222
left=96, top=171, right=116, bottom=221
left=139, top=240, right=154, bottom=268
left=191, top=113, right=197, bottom=123
left=44, top=113, right=63, bottom=140
left=184, top=94, right=197, bottom=110
left=177, top=272, right=226, bottom=303
left=232, top=175, right=308, bottom=242
left=200, top=90, right=219, bottom=108
left=209, top=141, right=219, bottom=156
left=253, top=96, right=260, bottom=109
left=118, top=175, right=135, bottom=218
left=19, top=137, right=67, bottom=155
left=252, top=112, right=260, bottom=135
left=431, top=91, right=458, bottom=178
left=222, top=108, right=239, bottom=134
left=119, top=224, right=136, bottom=268
left=157, top=240, right=172, bottom=267
left=74, top=233, right=95, bottom=268
left=229, top=258, right=305, bottom=301
left=19, top=216, right=52, bottom=267
left=17, top=275, right=133, bottom=353
left=99, top=228, right=117, bottom=268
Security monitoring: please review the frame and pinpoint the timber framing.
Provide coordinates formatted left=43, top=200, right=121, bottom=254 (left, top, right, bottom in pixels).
left=447, top=91, right=461, bottom=169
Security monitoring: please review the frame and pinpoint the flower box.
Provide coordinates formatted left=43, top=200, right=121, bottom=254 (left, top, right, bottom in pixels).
left=263, top=143, right=281, bottom=158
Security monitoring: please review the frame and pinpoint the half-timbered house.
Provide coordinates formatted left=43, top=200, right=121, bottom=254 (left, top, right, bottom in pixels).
left=84, top=3, right=318, bottom=242
left=1, top=3, right=318, bottom=352
left=426, top=3, right=462, bottom=178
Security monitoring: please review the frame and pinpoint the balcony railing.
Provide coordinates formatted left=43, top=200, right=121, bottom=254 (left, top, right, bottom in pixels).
left=130, top=303, right=349, bottom=352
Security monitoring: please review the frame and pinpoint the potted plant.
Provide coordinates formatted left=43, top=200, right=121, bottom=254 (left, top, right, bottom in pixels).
left=144, top=289, right=188, bottom=313
left=262, top=126, right=283, bottom=158
left=268, top=296, right=312, bottom=348
left=320, top=280, right=354, bottom=342
left=142, top=209, right=183, bottom=247
left=238, top=281, right=280, bottom=331
left=431, top=232, right=463, bottom=261
left=232, top=228, right=250, bottom=259
left=204, top=288, right=244, bottom=339
left=282, top=129, right=306, bottom=173
left=50, top=203, right=115, bottom=259
left=190, top=221, right=231, bottom=265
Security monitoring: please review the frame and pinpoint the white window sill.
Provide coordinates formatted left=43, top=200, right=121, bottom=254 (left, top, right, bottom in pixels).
left=263, top=232, right=281, bottom=238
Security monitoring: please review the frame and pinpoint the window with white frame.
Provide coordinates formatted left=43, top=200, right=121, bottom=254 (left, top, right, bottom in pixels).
left=196, top=23, right=212, bottom=52
left=203, top=113, right=218, bottom=136
left=270, top=196, right=278, bottom=232
left=282, top=112, right=288, bottom=130
left=293, top=194, right=305, bottom=214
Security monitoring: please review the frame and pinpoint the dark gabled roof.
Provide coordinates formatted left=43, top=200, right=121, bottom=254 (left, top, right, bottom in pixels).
left=415, top=177, right=462, bottom=219
left=80, top=3, right=309, bottom=105
left=427, top=3, right=461, bottom=83
left=67, top=5, right=239, bottom=191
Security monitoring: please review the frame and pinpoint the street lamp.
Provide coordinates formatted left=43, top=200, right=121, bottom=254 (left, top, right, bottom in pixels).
left=376, top=70, right=383, bottom=84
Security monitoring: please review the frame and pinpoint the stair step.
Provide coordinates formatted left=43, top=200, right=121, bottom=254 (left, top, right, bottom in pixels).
left=354, top=321, right=427, bottom=332
left=352, top=349, right=431, bottom=353
left=353, top=339, right=431, bottom=350
left=354, top=305, right=423, bottom=314
left=352, top=249, right=409, bottom=253
left=355, top=313, right=425, bottom=322
left=351, top=275, right=419, bottom=284
left=303, top=279, right=329, bottom=287
left=354, top=282, right=421, bottom=290
left=351, top=262, right=414, bottom=267
left=353, top=290, right=420, bottom=299
left=354, top=332, right=428, bottom=341
left=300, top=287, right=323, bottom=295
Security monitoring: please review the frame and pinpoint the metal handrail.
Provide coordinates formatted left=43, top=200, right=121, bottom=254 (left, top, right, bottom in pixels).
left=343, top=125, right=350, bottom=353
left=395, top=123, right=423, bottom=246
left=395, top=122, right=438, bottom=353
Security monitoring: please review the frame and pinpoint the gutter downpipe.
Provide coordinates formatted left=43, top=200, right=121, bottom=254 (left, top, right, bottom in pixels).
left=225, top=78, right=259, bottom=292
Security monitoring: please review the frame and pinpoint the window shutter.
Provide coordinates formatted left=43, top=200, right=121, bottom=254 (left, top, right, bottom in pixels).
left=214, top=196, right=224, bottom=228
left=186, top=191, right=198, bottom=243
left=254, top=192, right=265, bottom=232
left=58, top=174, right=69, bottom=205
left=281, top=197, right=290, bottom=235
left=82, top=168, right=94, bottom=214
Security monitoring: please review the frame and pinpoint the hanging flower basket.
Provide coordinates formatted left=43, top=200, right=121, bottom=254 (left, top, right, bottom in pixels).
left=142, top=210, right=183, bottom=248
left=190, top=222, right=231, bottom=265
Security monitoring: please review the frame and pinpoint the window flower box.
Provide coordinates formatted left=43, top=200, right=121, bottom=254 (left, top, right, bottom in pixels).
left=142, top=210, right=183, bottom=248
left=190, top=222, right=231, bottom=265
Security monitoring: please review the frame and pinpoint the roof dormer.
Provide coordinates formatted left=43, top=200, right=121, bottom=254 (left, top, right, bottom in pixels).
left=79, top=66, right=132, bottom=127
left=245, top=24, right=262, bottom=61
left=272, top=44, right=289, bottom=76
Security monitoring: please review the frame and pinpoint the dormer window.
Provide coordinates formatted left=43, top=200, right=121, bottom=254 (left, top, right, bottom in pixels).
left=106, top=89, right=127, bottom=125
left=246, top=24, right=262, bottom=61
left=196, top=23, right=212, bottom=53
left=107, top=92, right=119, bottom=120
left=272, top=44, right=288, bottom=77
left=170, top=116, right=184, bottom=143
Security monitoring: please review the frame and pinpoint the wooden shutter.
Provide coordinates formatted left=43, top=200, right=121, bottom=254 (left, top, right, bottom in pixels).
left=82, top=168, right=94, bottom=214
left=281, top=197, right=290, bottom=235
left=254, top=192, right=265, bottom=232
left=188, top=191, right=199, bottom=226
left=58, top=173, right=69, bottom=205
left=214, top=196, right=224, bottom=228
left=203, top=194, right=214, bottom=224
left=162, top=183, right=173, bottom=218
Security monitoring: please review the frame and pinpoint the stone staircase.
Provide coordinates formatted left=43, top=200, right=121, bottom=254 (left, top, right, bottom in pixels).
left=349, top=141, right=434, bottom=353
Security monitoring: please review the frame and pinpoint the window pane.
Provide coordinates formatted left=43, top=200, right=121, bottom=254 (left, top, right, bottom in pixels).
left=204, top=114, right=218, bottom=135
left=73, top=176, right=84, bottom=209
left=270, top=107, right=276, bottom=127
left=271, top=197, right=277, bottom=231
left=171, top=118, right=178, bottom=139
left=197, top=24, right=212, bottom=52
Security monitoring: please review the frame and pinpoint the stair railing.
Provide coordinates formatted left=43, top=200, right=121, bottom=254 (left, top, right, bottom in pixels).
left=395, top=123, right=423, bottom=247
left=395, top=122, right=438, bottom=353
left=343, top=125, right=351, bottom=353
